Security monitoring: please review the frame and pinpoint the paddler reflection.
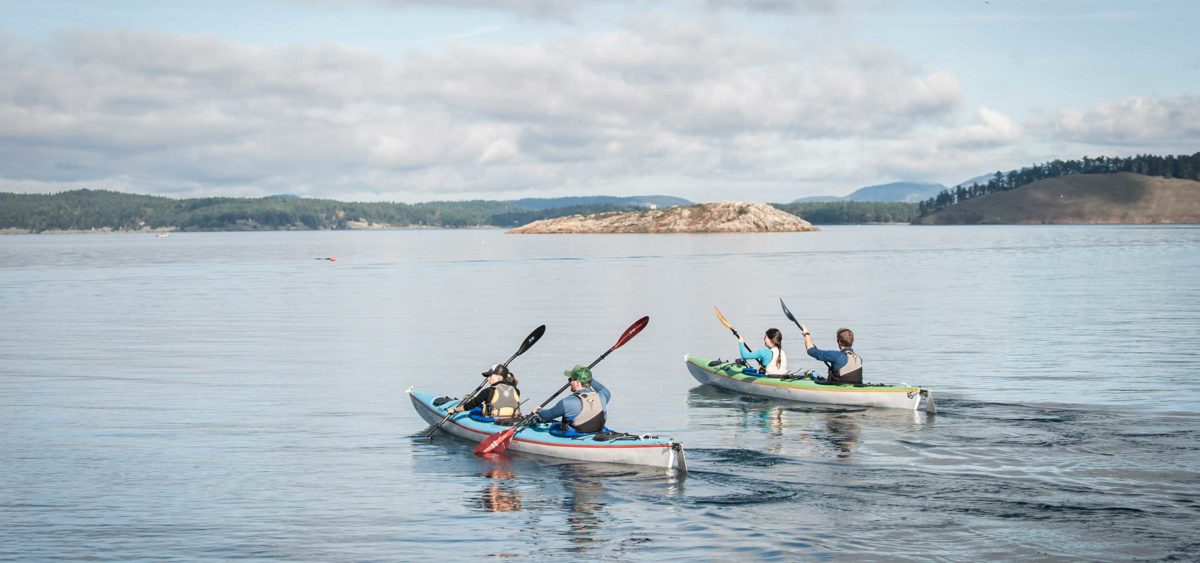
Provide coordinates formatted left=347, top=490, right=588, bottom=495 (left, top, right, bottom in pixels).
left=557, top=464, right=607, bottom=549
left=479, top=462, right=523, bottom=513
left=821, top=413, right=860, bottom=459
left=756, top=406, right=787, bottom=437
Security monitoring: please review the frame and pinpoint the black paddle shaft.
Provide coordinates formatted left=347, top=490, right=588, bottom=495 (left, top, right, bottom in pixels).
left=425, top=325, right=546, bottom=439
left=518, top=348, right=614, bottom=428
left=514, top=316, right=648, bottom=431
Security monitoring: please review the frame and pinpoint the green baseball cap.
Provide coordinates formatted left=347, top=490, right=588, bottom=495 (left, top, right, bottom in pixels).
left=563, top=365, right=592, bottom=386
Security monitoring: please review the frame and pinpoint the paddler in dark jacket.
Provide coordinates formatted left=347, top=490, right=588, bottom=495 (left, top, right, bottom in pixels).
left=802, top=326, right=863, bottom=384
left=532, top=365, right=610, bottom=433
left=448, top=364, right=522, bottom=420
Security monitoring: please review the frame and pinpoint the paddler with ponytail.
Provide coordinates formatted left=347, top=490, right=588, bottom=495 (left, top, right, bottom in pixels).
left=532, top=365, right=610, bottom=433
left=738, top=328, right=788, bottom=376
left=447, top=364, right=522, bottom=421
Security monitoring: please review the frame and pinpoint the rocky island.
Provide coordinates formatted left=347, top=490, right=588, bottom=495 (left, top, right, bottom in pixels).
left=508, top=201, right=818, bottom=234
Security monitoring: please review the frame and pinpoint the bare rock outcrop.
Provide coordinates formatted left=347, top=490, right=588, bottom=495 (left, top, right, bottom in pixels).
left=509, top=202, right=818, bottom=234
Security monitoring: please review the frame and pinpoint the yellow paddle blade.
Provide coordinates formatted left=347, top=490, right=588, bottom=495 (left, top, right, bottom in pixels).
left=714, top=306, right=734, bottom=330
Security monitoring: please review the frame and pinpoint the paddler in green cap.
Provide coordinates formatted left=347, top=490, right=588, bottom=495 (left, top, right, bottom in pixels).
left=532, top=365, right=611, bottom=433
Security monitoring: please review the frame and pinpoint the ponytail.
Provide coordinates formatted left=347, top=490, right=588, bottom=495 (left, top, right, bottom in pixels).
left=765, top=328, right=783, bottom=368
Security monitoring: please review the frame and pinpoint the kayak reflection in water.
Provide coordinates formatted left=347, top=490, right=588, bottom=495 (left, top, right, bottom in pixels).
left=479, top=468, right=522, bottom=513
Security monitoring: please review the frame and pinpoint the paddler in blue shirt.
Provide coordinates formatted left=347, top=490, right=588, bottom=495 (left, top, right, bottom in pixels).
left=738, top=328, right=788, bottom=376
left=533, top=365, right=610, bottom=433
left=802, top=326, right=863, bottom=384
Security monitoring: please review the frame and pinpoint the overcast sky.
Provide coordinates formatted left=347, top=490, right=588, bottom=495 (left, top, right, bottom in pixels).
left=1, top=0, right=1196, bottom=202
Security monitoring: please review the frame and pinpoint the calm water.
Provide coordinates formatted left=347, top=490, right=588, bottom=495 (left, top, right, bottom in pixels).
left=1, top=226, right=1198, bottom=561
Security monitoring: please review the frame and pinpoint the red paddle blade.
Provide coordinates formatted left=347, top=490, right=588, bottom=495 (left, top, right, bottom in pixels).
left=474, top=426, right=518, bottom=456
left=614, top=316, right=650, bottom=349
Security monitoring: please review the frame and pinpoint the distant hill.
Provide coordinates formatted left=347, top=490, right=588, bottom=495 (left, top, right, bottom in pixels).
left=511, top=195, right=690, bottom=210
left=914, top=173, right=1200, bottom=225
left=792, top=181, right=946, bottom=203
left=846, top=181, right=948, bottom=202
left=955, top=172, right=1002, bottom=188
left=791, top=195, right=843, bottom=203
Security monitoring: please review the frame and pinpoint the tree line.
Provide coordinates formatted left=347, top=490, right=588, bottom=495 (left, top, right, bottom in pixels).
left=0, top=190, right=651, bottom=232
left=918, top=152, right=1200, bottom=216
left=772, top=201, right=920, bottom=224
left=0, top=189, right=925, bottom=232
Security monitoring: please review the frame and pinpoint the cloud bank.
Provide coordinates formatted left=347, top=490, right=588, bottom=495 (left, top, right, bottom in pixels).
left=0, top=15, right=1190, bottom=201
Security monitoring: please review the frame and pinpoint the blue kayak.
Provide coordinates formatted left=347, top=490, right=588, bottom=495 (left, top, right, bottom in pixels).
left=409, top=387, right=686, bottom=473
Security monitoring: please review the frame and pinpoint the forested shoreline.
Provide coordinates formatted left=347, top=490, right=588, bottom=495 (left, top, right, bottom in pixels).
left=0, top=190, right=916, bottom=232
left=772, top=201, right=919, bottom=224
left=0, top=191, right=650, bottom=232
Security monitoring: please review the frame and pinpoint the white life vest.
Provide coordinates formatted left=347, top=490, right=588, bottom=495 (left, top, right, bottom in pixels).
left=765, top=347, right=788, bottom=376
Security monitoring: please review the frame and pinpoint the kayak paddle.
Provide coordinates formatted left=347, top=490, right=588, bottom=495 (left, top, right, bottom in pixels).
left=779, top=298, right=807, bottom=334
left=424, top=324, right=546, bottom=440
left=714, top=306, right=740, bottom=339
left=715, top=306, right=762, bottom=369
left=473, top=316, right=650, bottom=456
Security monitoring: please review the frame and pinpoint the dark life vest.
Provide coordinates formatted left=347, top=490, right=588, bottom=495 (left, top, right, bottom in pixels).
left=567, top=389, right=607, bottom=433
left=828, top=349, right=863, bottom=384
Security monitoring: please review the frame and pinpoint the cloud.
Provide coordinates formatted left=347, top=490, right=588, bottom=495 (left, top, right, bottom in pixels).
left=938, top=106, right=1021, bottom=149
left=1030, top=95, right=1200, bottom=146
left=309, top=0, right=844, bottom=19
left=0, top=22, right=966, bottom=200
left=313, top=0, right=583, bottom=20
left=700, top=0, right=841, bottom=13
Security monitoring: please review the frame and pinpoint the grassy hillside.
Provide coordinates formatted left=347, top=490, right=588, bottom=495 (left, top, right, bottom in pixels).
left=913, top=173, right=1200, bottom=225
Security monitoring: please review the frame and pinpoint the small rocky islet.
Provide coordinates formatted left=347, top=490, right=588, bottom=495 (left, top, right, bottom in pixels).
left=508, top=201, right=818, bottom=234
